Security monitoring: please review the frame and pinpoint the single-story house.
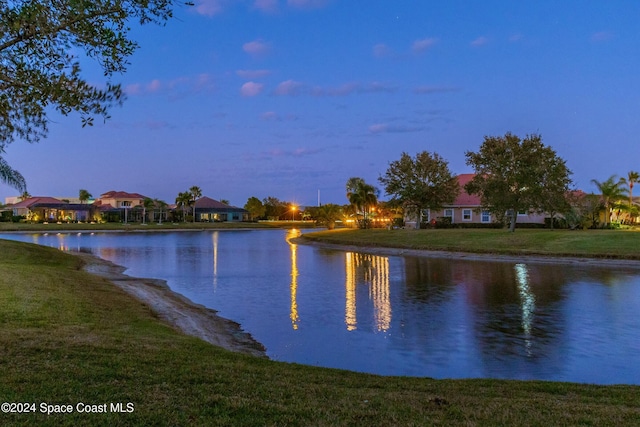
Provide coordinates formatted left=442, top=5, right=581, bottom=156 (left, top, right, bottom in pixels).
left=9, top=197, right=92, bottom=222
left=194, top=197, right=249, bottom=222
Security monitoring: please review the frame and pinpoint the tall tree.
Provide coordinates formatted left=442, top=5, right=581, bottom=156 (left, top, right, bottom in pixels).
left=0, top=0, right=178, bottom=190
left=309, top=204, right=343, bottom=230
left=262, top=196, right=287, bottom=220
left=346, top=178, right=378, bottom=228
left=142, top=197, right=155, bottom=224
left=621, top=171, right=639, bottom=208
left=379, top=151, right=459, bottom=227
left=590, top=175, right=627, bottom=227
left=78, top=189, right=92, bottom=204
left=244, top=196, right=266, bottom=220
left=189, top=185, right=202, bottom=223
left=153, top=198, right=168, bottom=224
left=465, top=133, right=573, bottom=232
left=175, top=191, right=191, bottom=223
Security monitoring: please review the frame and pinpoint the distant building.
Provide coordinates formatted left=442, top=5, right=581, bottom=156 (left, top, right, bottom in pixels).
left=8, top=197, right=92, bottom=222
left=93, top=191, right=148, bottom=222
left=405, top=174, right=546, bottom=229
left=194, top=197, right=249, bottom=222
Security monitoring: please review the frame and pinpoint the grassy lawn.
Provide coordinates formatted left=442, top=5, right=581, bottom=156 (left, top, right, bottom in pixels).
left=1, top=239, right=639, bottom=425
left=302, top=228, right=640, bottom=260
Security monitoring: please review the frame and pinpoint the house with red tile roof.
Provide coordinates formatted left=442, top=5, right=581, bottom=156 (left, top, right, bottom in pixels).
left=94, top=191, right=147, bottom=209
left=10, top=197, right=92, bottom=222
left=92, top=190, right=149, bottom=222
left=405, top=174, right=546, bottom=228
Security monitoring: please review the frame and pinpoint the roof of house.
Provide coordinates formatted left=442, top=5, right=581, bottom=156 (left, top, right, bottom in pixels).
left=99, top=190, right=147, bottom=199
left=9, top=197, right=92, bottom=211
left=10, top=197, right=65, bottom=209
left=194, top=196, right=248, bottom=212
left=450, top=174, right=482, bottom=207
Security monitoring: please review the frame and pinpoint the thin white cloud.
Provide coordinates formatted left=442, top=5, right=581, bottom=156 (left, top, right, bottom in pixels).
left=412, top=38, right=437, bottom=54
left=373, top=43, right=392, bottom=58
left=194, top=0, right=228, bottom=16
left=194, top=73, right=215, bottom=90
left=413, top=85, right=459, bottom=95
left=274, top=79, right=304, bottom=96
left=471, top=36, right=489, bottom=47
left=260, top=111, right=279, bottom=121
left=147, top=79, right=161, bottom=92
left=311, top=81, right=397, bottom=97
left=287, top=0, right=328, bottom=9
left=369, top=123, right=424, bottom=134
left=253, top=0, right=279, bottom=13
left=591, top=31, right=614, bottom=42
left=124, top=83, right=142, bottom=95
left=261, top=147, right=322, bottom=158
left=509, top=33, right=523, bottom=43
left=243, top=39, right=272, bottom=57
left=240, top=81, right=264, bottom=97
left=123, top=74, right=215, bottom=97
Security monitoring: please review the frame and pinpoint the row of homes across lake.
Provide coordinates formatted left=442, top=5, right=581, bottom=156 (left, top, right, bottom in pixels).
left=4, top=191, right=249, bottom=223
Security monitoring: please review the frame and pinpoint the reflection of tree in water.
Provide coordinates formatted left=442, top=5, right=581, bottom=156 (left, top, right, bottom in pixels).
left=402, top=257, right=574, bottom=368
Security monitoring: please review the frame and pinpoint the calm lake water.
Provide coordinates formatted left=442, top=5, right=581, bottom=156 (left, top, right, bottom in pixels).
left=4, top=229, right=640, bottom=384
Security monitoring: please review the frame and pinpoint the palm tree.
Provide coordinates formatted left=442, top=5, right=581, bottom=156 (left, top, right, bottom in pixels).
left=189, top=186, right=202, bottom=223
left=346, top=178, right=379, bottom=229
left=154, top=199, right=168, bottom=224
left=78, top=189, right=92, bottom=204
left=621, top=170, right=639, bottom=208
left=142, top=197, right=155, bottom=224
left=19, top=190, right=32, bottom=201
left=345, top=177, right=365, bottom=197
left=313, top=204, right=343, bottom=230
left=591, top=175, right=627, bottom=227
left=175, top=192, right=192, bottom=223
left=0, top=156, right=26, bottom=192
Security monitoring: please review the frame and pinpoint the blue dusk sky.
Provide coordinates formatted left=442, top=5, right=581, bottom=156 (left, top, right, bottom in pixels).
left=2, top=0, right=639, bottom=207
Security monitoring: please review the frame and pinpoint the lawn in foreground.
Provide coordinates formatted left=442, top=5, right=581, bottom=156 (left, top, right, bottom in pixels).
left=302, top=228, right=640, bottom=260
left=0, top=240, right=638, bottom=426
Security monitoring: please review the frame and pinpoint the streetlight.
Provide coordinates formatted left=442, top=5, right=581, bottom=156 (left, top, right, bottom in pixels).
left=291, top=206, right=297, bottom=221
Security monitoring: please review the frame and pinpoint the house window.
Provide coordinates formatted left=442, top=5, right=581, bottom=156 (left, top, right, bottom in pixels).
left=517, top=210, right=527, bottom=216
left=462, top=209, right=472, bottom=221
left=481, top=210, right=491, bottom=223
left=232, top=213, right=239, bottom=220
left=444, top=208, right=453, bottom=218
left=121, top=201, right=131, bottom=207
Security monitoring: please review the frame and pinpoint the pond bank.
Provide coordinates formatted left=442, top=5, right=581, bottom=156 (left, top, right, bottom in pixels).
left=294, top=235, right=640, bottom=269
left=74, top=251, right=267, bottom=358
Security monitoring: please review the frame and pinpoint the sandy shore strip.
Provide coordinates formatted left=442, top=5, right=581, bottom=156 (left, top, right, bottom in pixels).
left=74, top=251, right=267, bottom=358
left=294, top=236, right=640, bottom=269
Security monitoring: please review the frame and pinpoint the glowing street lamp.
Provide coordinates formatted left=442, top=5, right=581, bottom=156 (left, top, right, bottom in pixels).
left=291, top=206, right=297, bottom=221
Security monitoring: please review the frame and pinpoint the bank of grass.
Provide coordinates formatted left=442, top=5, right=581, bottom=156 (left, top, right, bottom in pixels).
left=302, top=228, right=640, bottom=260
left=1, top=240, right=639, bottom=426
left=0, top=220, right=314, bottom=232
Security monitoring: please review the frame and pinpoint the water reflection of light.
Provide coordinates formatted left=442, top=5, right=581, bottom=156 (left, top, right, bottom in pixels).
left=344, top=253, right=391, bottom=332
left=515, top=263, right=536, bottom=355
left=212, top=231, right=219, bottom=288
left=286, top=229, right=301, bottom=330
left=345, top=252, right=357, bottom=331
left=56, top=233, right=68, bottom=251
